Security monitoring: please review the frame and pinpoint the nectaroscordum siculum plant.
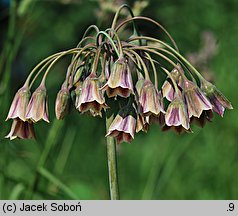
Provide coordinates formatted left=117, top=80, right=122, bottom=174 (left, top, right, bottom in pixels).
left=5, top=5, right=233, bottom=200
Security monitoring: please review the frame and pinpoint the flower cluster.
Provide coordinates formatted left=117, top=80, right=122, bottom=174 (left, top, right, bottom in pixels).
left=6, top=6, right=233, bottom=144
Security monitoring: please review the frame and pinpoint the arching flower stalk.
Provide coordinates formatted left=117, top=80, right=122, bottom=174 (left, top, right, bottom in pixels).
left=6, top=5, right=233, bottom=200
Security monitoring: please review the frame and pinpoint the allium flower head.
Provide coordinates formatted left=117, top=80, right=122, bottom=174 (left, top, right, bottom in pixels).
left=106, top=106, right=136, bottom=144
left=165, top=92, right=190, bottom=131
left=55, top=85, right=70, bottom=120
left=200, top=79, right=233, bottom=116
left=26, top=84, right=49, bottom=123
left=139, top=80, right=165, bottom=116
left=76, top=73, right=108, bottom=116
left=103, top=58, right=134, bottom=98
left=183, top=79, right=212, bottom=118
left=5, top=118, right=35, bottom=140
left=6, top=86, right=30, bottom=121
left=5, top=5, right=232, bottom=144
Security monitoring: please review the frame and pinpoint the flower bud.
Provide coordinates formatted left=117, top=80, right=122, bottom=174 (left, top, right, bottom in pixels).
left=6, top=86, right=31, bottom=121
left=200, top=79, right=233, bottom=116
left=26, top=84, right=49, bottom=123
left=55, top=86, right=70, bottom=120
left=5, top=118, right=35, bottom=140
left=73, top=66, right=84, bottom=85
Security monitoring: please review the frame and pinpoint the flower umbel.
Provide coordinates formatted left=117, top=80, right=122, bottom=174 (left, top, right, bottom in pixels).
left=5, top=5, right=234, bottom=202
left=5, top=5, right=232, bottom=143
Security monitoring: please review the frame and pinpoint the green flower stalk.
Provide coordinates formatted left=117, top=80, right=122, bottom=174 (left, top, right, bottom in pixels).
left=5, top=4, right=233, bottom=199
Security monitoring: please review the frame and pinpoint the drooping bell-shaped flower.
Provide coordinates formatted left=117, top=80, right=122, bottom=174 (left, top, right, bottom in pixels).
left=190, top=110, right=213, bottom=128
left=183, top=79, right=212, bottom=118
left=106, top=106, right=136, bottom=144
left=55, top=84, right=70, bottom=120
left=139, top=80, right=165, bottom=116
left=6, top=85, right=31, bottom=121
left=102, top=58, right=134, bottom=98
left=165, top=92, right=190, bottom=131
left=76, top=73, right=108, bottom=116
left=200, top=79, right=233, bottom=116
left=162, top=65, right=182, bottom=101
left=26, top=83, right=49, bottom=123
left=5, top=118, right=35, bottom=140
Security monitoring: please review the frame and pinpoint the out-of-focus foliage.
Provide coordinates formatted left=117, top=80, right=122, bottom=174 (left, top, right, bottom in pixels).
left=0, top=0, right=237, bottom=199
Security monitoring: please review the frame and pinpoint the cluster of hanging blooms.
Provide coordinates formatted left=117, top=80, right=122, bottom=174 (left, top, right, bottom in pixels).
left=5, top=5, right=233, bottom=144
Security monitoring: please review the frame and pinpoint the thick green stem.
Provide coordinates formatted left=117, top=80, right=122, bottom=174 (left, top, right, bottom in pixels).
left=106, top=112, right=120, bottom=200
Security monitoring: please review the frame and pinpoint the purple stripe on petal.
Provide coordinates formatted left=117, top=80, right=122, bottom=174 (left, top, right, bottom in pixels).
left=211, top=96, right=225, bottom=116
left=169, top=108, right=180, bottom=125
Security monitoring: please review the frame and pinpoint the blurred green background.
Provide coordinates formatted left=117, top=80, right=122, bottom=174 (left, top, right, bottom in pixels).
left=0, top=0, right=237, bottom=200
